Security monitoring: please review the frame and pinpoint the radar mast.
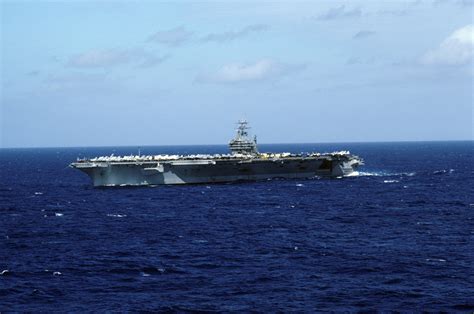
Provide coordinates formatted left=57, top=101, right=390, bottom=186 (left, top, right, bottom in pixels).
left=229, top=120, right=258, bottom=155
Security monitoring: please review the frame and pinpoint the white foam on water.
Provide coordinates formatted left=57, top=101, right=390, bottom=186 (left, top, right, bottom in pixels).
left=55, top=213, right=63, bottom=217
left=0, top=269, right=9, bottom=275
left=53, top=271, right=62, bottom=276
left=350, top=171, right=416, bottom=178
left=417, top=222, right=433, bottom=225
left=345, top=171, right=359, bottom=177
left=141, top=272, right=151, bottom=277
left=383, top=180, right=399, bottom=183
left=34, top=192, right=43, bottom=195
left=426, top=258, right=446, bottom=262
left=433, top=169, right=454, bottom=175
left=296, top=184, right=304, bottom=187
left=107, top=214, right=127, bottom=218
left=354, top=171, right=384, bottom=177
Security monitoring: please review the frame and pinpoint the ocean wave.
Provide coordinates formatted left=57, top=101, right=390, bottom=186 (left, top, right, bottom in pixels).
left=426, top=258, right=446, bottom=263
left=107, top=214, right=127, bottom=218
left=433, top=169, right=455, bottom=175
left=350, top=171, right=416, bottom=177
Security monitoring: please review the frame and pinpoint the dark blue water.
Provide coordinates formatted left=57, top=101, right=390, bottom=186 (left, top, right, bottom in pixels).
left=1, top=142, right=473, bottom=311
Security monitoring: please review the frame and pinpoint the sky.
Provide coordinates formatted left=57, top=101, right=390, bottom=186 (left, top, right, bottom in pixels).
left=1, top=0, right=473, bottom=148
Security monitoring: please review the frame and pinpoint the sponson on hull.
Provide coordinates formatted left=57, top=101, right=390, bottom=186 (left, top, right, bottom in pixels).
left=70, top=120, right=364, bottom=187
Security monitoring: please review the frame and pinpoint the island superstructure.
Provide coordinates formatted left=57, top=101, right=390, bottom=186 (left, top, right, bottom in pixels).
left=70, top=121, right=364, bottom=186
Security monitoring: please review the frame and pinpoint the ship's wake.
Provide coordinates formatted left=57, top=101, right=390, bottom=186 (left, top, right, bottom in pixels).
left=345, top=171, right=416, bottom=178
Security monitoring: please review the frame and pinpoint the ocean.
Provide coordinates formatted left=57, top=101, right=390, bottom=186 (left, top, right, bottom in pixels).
left=1, top=141, right=473, bottom=311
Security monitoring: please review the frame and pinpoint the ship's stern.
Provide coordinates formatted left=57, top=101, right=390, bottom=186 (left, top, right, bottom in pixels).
left=331, top=155, right=364, bottom=177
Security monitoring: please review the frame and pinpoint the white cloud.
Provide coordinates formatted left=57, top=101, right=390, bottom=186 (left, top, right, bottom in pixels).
left=68, top=49, right=131, bottom=68
left=433, top=0, right=473, bottom=7
left=316, top=5, right=362, bottom=21
left=147, top=26, right=193, bottom=46
left=201, top=24, right=269, bottom=43
left=353, top=30, right=376, bottom=39
left=67, top=49, right=167, bottom=68
left=421, top=24, right=474, bottom=66
left=198, top=59, right=306, bottom=83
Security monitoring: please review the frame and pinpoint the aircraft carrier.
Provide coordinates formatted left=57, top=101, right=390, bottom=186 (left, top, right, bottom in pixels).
left=70, top=121, right=364, bottom=187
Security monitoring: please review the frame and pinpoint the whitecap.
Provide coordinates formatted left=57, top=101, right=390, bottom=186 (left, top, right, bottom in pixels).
left=0, top=269, right=9, bottom=275
left=356, top=171, right=384, bottom=177
left=55, top=213, right=63, bottom=217
left=383, top=180, right=399, bottom=183
left=344, top=171, right=359, bottom=177
left=107, top=214, right=127, bottom=218
left=141, top=272, right=151, bottom=277
left=53, top=271, right=62, bottom=276
left=358, top=171, right=415, bottom=177
left=426, top=258, right=446, bottom=262
left=34, top=192, right=43, bottom=195
left=296, top=183, right=304, bottom=187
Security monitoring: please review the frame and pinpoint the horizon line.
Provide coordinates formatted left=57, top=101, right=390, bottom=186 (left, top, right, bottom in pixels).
left=1, top=139, right=472, bottom=150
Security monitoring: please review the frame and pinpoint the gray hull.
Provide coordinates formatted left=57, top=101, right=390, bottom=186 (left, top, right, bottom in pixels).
left=72, top=156, right=361, bottom=187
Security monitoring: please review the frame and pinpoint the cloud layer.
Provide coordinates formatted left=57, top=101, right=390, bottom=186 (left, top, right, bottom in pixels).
left=198, top=59, right=306, bottom=83
left=201, top=24, right=269, bottom=43
left=353, top=30, right=376, bottom=39
left=67, top=49, right=167, bottom=68
left=147, top=26, right=193, bottom=46
left=421, top=24, right=474, bottom=65
left=317, top=5, right=362, bottom=21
